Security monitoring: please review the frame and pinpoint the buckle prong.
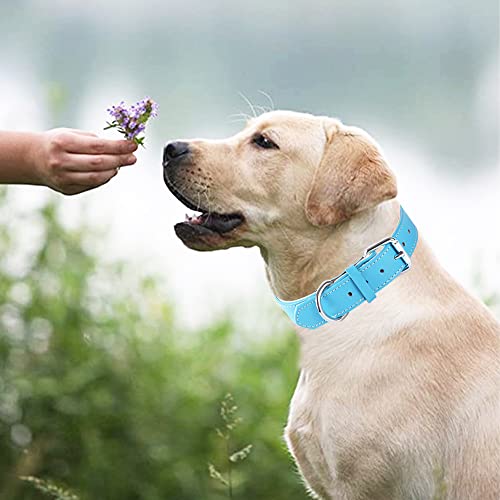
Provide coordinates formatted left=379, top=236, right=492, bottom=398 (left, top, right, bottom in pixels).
left=363, top=237, right=411, bottom=273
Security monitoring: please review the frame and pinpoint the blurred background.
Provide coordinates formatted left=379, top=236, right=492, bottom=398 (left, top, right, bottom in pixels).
left=0, top=0, right=498, bottom=498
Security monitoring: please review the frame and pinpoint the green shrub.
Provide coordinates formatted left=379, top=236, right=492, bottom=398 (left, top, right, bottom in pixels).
left=0, top=189, right=305, bottom=499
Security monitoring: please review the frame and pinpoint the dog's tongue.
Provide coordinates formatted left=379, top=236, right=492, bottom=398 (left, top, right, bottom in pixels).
left=184, top=213, right=206, bottom=225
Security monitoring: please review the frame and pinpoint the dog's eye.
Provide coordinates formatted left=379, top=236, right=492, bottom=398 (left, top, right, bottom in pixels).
left=252, top=133, right=279, bottom=150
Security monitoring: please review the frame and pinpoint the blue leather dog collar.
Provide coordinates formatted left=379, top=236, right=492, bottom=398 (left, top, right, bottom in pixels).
left=275, top=207, right=418, bottom=329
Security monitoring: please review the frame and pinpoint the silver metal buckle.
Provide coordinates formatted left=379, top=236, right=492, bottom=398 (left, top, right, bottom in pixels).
left=315, top=272, right=349, bottom=322
left=362, top=237, right=411, bottom=273
left=314, top=237, right=411, bottom=323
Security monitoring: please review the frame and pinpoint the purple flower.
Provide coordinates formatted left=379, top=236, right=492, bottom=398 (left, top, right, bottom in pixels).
left=104, top=97, right=159, bottom=147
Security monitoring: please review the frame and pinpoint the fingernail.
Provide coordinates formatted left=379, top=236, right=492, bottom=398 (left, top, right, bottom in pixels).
left=127, top=155, right=136, bottom=163
left=127, top=142, right=138, bottom=152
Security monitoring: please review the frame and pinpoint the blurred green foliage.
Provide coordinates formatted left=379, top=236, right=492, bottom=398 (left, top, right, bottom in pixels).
left=20, top=476, right=79, bottom=500
left=0, top=189, right=304, bottom=499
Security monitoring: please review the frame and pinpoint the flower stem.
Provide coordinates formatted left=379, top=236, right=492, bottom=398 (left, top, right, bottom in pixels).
left=226, top=438, right=233, bottom=499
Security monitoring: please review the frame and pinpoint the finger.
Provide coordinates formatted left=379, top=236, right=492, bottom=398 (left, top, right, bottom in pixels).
left=65, top=153, right=137, bottom=172
left=63, top=134, right=138, bottom=155
left=67, top=129, right=98, bottom=137
left=66, top=169, right=119, bottom=188
left=63, top=181, right=112, bottom=195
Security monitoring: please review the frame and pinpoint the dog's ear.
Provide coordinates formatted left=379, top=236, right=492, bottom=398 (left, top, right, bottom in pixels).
left=305, top=124, right=397, bottom=226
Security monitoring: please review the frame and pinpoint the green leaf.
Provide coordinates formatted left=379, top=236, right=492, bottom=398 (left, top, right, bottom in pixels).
left=137, top=113, right=150, bottom=124
left=103, top=121, right=117, bottom=130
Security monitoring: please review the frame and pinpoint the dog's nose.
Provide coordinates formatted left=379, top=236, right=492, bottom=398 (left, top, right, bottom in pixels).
left=163, top=141, right=190, bottom=164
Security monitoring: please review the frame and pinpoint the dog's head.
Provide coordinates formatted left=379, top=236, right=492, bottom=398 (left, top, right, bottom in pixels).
left=163, top=110, right=397, bottom=252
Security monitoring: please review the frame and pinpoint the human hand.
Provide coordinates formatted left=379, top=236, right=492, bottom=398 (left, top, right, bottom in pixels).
left=29, top=128, right=138, bottom=195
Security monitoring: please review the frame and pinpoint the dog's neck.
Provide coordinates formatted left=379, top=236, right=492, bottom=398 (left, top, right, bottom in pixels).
left=263, top=199, right=461, bottom=374
left=264, top=200, right=401, bottom=302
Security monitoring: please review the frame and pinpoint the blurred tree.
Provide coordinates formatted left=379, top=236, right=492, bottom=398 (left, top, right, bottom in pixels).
left=0, top=188, right=304, bottom=499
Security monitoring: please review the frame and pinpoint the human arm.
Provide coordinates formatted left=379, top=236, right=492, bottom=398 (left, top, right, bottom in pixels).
left=0, top=128, right=138, bottom=195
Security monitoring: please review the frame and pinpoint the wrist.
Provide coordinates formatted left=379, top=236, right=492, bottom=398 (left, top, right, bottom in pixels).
left=23, top=131, right=46, bottom=186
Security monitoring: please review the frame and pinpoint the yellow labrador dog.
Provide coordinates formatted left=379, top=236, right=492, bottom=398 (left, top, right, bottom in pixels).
left=163, top=110, right=500, bottom=499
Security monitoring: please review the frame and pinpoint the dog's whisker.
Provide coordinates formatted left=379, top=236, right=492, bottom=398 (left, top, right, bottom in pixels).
left=275, top=222, right=296, bottom=250
left=238, top=92, right=258, bottom=118
left=228, top=117, right=250, bottom=125
left=228, top=112, right=252, bottom=121
left=168, top=177, right=187, bottom=198
left=203, top=191, right=213, bottom=216
left=254, top=105, right=270, bottom=115
left=196, top=191, right=203, bottom=212
left=258, top=90, right=275, bottom=111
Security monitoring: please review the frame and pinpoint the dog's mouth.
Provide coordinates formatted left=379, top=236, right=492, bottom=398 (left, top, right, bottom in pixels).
left=180, top=211, right=244, bottom=234
left=164, top=168, right=245, bottom=250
